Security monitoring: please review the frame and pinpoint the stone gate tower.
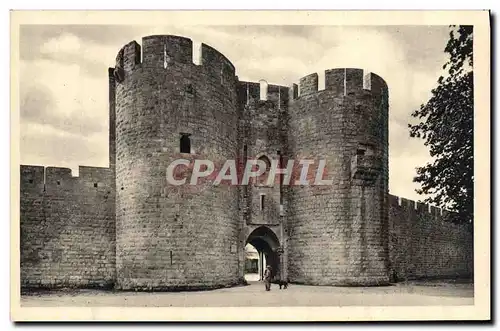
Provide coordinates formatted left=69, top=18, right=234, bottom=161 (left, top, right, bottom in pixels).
left=112, top=35, right=242, bottom=290
left=111, top=34, right=390, bottom=290
left=286, top=69, right=390, bottom=285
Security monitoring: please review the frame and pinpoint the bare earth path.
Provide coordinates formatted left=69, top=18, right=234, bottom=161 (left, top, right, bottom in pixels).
left=20, top=280, right=474, bottom=307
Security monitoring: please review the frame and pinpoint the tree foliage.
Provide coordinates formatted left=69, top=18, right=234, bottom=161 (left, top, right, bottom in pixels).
left=408, top=25, right=473, bottom=225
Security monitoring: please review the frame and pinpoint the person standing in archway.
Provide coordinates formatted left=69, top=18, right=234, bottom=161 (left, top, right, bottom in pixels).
left=264, top=265, right=272, bottom=291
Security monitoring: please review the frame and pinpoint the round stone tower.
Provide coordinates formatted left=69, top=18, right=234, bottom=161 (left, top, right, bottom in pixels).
left=113, top=35, right=241, bottom=290
left=287, top=68, right=390, bottom=286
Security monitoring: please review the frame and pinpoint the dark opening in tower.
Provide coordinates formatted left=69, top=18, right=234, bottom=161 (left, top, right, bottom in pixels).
left=245, top=226, right=281, bottom=282
left=257, top=155, right=271, bottom=186
left=180, top=133, right=191, bottom=153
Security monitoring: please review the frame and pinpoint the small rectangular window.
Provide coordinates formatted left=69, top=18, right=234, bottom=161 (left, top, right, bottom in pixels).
left=180, top=133, right=191, bottom=153
left=163, top=44, right=168, bottom=69
left=94, top=183, right=98, bottom=188
left=357, top=143, right=374, bottom=156
left=260, top=194, right=265, bottom=211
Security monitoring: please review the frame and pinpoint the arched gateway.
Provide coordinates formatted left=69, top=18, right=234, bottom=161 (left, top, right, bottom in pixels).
left=245, top=226, right=282, bottom=281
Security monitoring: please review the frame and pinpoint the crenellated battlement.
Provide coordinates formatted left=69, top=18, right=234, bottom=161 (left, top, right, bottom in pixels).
left=114, top=35, right=236, bottom=81
left=20, top=164, right=113, bottom=192
left=78, top=166, right=112, bottom=182
left=289, top=83, right=298, bottom=100
left=238, top=81, right=260, bottom=104
left=292, top=68, right=388, bottom=99
left=267, top=83, right=290, bottom=105
left=143, top=35, right=193, bottom=67
left=388, top=194, right=458, bottom=224
left=201, top=43, right=235, bottom=79
left=45, top=166, right=73, bottom=185
left=388, top=194, right=473, bottom=281
left=120, top=41, right=141, bottom=72
left=299, top=73, right=318, bottom=96
left=237, top=80, right=289, bottom=109
left=20, top=164, right=116, bottom=289
left=112, top=37, right=389, bottom=105
left=20, top=165, right=45, bottom=187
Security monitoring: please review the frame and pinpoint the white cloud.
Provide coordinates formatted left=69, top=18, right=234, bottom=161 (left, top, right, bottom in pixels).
left=21, top=58, right=108, bottom=120
left=389, top=152, right=434, bottom=202
left=40, top=32, right=120, bottom=67
left=40, top=33, right=82, bottom=55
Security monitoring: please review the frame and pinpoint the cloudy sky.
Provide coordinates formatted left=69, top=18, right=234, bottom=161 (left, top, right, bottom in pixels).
left=19, top=24, right=452, bottom=202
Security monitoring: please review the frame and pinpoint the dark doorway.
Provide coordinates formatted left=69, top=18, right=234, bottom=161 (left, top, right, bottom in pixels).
left=244, top=226, right=281, bottom=283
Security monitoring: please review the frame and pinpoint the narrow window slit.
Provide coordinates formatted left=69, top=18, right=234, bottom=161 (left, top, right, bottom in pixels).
left=163, top=44, right=168, bottom=69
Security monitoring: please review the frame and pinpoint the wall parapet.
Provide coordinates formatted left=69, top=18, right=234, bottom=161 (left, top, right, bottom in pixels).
left=388, top=193, right=473, bottom=281
left=20, top=164, right=113, bottom=192
left=292, top=68, right=388, bottom=99
left=20, top=165, right=44, bottom=187
left=114, top=35, right=236, bottom=80
left=388, top=193, right=467, bottom=227
left=237, top=80, right=289, bottom=108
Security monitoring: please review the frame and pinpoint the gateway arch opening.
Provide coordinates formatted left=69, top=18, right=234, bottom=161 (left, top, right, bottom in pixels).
left=244, top=226, right=281, bottom=283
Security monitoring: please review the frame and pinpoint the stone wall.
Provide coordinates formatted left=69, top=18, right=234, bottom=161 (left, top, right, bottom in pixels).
left=20, top=165, right=116, bottom=289
left=388, top=194, right=473, bottom=281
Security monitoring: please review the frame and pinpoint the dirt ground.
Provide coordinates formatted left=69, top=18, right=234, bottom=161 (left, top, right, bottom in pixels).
left=20, top=279, right=474, bottom=307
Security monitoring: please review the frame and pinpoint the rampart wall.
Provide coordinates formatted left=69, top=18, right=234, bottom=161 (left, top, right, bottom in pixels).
left=20, top=165, right=116, bottom=289
left=388, top=194, right=473, bottom=280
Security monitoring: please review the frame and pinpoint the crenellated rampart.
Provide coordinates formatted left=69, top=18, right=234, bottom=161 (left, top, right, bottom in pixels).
left=388, top=194, right=473, bottom=281
left=20, top=165, right=116, bottom=289
left=115, top=35, right=236, bottom=82
left=290, top=68, right=388, bottom=99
